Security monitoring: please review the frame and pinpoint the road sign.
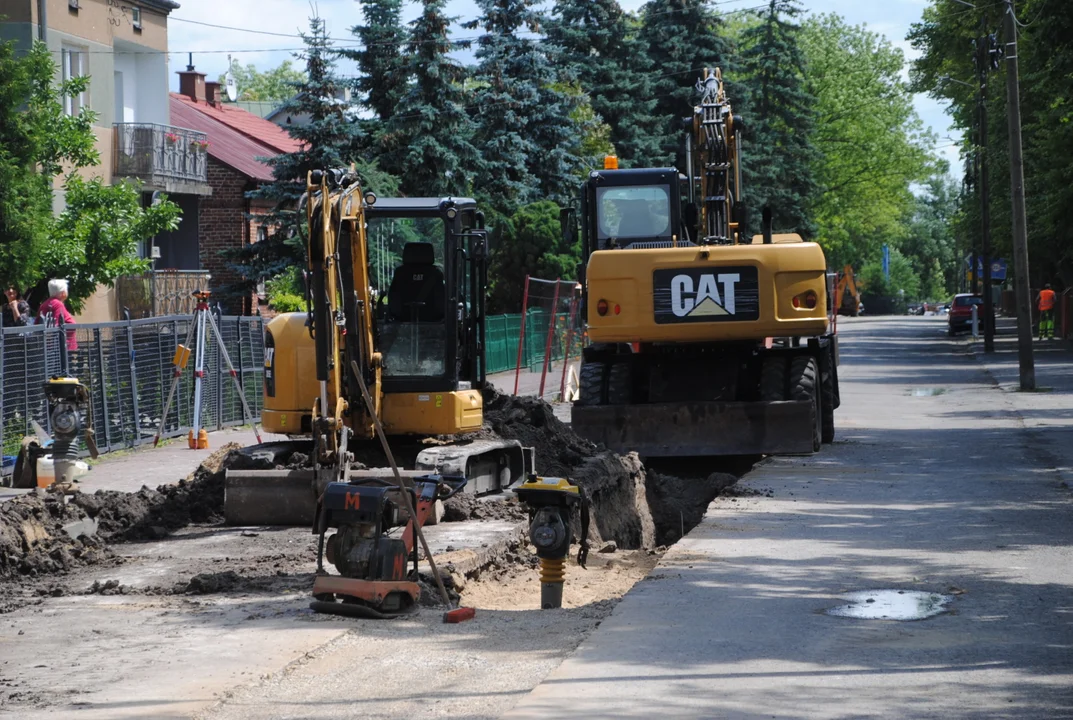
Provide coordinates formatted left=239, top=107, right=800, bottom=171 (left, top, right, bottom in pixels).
left=882, top=245, right=890, bottom=281
left=964, top=256, right=1008, bottom=282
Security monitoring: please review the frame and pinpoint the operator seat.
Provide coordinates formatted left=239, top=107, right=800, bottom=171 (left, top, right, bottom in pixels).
left=387, top=242, right=445, bottom=322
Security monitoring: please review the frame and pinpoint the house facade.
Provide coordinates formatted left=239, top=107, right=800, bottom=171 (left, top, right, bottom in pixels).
left=1, top=0, right=212, bottom=321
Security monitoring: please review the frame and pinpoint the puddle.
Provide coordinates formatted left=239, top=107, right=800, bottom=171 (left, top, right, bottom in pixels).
left=826, top=589, right=953, bottom=621
left=910, top=388, right=947, bottom=397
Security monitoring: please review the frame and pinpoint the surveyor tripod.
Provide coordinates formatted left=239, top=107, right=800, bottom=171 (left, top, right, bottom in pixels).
left=153, top=291, right=262, bottom=448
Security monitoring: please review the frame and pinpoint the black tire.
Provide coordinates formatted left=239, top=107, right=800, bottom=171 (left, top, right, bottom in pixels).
left=760, top=355, right=788, bottom=401
left=607, top=363, right=633, bottom=405
left=821, top=351, right=835, bottom=444
left=789, top=355, right=821, bottom=453
left=578, top=362, right=606, bottom=406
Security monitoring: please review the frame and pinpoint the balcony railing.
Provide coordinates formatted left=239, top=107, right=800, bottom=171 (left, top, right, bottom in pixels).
left=113, top=123, right=209, bottom=187
left=116, top=270, right=213, bottom=318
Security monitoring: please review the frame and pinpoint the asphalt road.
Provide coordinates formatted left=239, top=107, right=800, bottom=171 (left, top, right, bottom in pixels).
left=505, top=316, right=1073, bottom=719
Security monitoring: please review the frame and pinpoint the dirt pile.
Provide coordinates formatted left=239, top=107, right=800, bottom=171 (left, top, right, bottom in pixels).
left=482, top=387, right=598, bottom=477
left=71, top=443, right=244, bottom=541
left=0, top=493, right=112, bottom=580
left=442, top=493, right=527, bottom=522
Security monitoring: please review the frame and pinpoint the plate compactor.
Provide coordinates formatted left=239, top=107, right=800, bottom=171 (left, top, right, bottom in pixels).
left=310, top=474, right=467, bottom=619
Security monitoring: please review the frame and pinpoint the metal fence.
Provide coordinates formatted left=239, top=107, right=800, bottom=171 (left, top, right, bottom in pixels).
left=1, top=314, right=265, bottom=460
left=485, top=309, right=583, bottom=375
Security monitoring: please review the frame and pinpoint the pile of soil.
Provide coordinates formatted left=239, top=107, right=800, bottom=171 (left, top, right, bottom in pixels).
left=482, top=387, right=598, bottom=478
left=442, top=493, right=527, bottom=522
left=70, top=443, right=244, bottom=541
left=0, top=493, right=112, bottom=580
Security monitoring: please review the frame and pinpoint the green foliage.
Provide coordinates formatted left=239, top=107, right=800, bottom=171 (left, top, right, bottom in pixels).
left=801, top=14, right=935, bottom=268
left=467, top=0, right=585, bottom=210
left=739, top=0, right=819, bottom=238
left=264, top=268, right=305, bottom=313
left=0, top=39, right=99, bottom=292
left=343, top=0, right=408, bottom=125
left=859, top=247, right=921, bottom=300
left=41, top=177, right=179, bottom=312
left=640, top=0, right=745, bottom=164
left=219, top=60, right=306, bottom=102
left=226, top=15, right=371, bottom=303
left=487, top=201, right=580, bottom=313
left=910, top=0, right=1073, bottom=288
left=546, top=0, right=662, bottom=167
left=379, top=0, right=482, bottom=197
left=899, top=173, right=960, bottom=298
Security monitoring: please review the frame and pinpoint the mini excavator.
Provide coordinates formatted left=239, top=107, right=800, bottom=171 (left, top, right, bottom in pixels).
left=224, top=169, right=532, bottom=529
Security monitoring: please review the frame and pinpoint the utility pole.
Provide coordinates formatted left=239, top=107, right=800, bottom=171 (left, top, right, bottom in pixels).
left=1003, top=0, right=1035, bottom=389
left=977, top=21, right=995, bottom=352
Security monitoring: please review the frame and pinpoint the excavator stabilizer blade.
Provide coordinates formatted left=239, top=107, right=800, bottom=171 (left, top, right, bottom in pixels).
left=224, top=469, right=320, bottom=526
left=571, top=400, right=816, bottom=458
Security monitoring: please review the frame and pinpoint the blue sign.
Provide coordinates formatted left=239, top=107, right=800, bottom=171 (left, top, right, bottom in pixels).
left=882, top=245, right=890, bottom=281
left=965, top=256, right=1008, bottom=282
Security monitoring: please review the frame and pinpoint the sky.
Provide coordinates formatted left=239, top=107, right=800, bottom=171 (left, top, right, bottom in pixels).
left=164, top=0, right=962, bottom=172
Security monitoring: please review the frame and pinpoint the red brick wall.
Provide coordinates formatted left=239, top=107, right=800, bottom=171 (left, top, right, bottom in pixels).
left=199, top=158, right=273, bottom=314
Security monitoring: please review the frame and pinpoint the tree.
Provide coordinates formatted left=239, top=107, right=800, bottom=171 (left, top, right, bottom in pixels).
left=218, top=60, right=306, bottom=102
left=739, top=0, right=819, bottom=238
left=487, top=201, right=581, bottom=313
left=0, top=39, right=175, bottom=310
left=0, top=39, right=98, bottom=291
left=801, top=14, right=935, bottom=268
left=343, top=0, right=408, bottom=124
left=546, top=0, right=662, bottom=166
left=900, top=172, right=960, bottom=298
left=639, top=0, right=745, bottom=165
left=467, top=0, right=584, bottom=210
left=379, top=0, right=482, bottom=198
left=225, top=16, right=368, bottom=304
left=36, top=177, right=179, bottom=312
left=859, top=247, right=921, bottom=301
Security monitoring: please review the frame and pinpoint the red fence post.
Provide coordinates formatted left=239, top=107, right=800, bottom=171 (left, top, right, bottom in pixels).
left=514, top=275, right=531, bottom=395
left=538, top=279, right=562, bottom=399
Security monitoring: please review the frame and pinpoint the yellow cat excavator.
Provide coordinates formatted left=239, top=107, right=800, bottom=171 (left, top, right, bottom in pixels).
left=224, top=169, right=531, bottom=526
left=565, top=68, right=840, bottom=457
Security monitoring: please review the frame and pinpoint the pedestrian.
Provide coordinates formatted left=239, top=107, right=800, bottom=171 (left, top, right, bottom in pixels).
left=38, top=278, right=77, bottom=352
left=2, top=285, right=31, bottom=327
left=1037, top=283, right=1057, bottom=340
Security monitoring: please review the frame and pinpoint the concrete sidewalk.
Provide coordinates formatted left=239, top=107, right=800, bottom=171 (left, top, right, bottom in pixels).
left=504, top=316, right=1073, bottom=719
left=0, top=426, right=280, bottom=502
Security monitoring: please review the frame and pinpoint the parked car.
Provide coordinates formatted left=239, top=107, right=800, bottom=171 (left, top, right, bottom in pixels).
left=948, top=294, right=988, bottom=335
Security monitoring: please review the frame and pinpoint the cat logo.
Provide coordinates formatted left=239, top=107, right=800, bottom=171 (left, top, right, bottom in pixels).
left=653, top=266, right=760, bottom=324
left=671, top=273, right=740, bottom=317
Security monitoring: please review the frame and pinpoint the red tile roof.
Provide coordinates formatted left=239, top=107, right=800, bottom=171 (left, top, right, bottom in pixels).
left=170, top=93, right=302, bottom=182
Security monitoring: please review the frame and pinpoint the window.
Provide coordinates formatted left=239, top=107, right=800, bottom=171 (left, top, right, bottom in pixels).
left=596, top=184, right=672, bottom=247
left=131, top=6, right=142, bottom=30
left=61, top=46, right=87, bottom=116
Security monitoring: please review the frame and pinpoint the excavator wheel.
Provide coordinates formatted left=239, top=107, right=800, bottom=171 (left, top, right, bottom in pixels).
left=760, top=356, right=788, bottom=402
left=578, top=362, right=606, bottom=406
left=607, top=363, right=632, bottom=405
left=789, top=356, right=821, bottom=453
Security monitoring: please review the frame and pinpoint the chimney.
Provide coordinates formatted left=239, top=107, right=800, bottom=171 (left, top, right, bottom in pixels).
left=205, top=81, right=221, bottom=106
left=177, top=55, right=206, bottom=103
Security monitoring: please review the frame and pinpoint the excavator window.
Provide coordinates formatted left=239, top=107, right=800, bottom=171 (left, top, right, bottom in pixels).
left=595, top=185, right=672, bottom=247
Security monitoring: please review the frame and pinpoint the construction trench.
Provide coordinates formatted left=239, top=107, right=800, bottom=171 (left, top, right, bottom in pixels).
left=0, top=387, right=750, bottom=715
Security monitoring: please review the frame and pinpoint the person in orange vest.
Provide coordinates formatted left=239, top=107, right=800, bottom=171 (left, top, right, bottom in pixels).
left=1037, top=283, right=1057, bottom=340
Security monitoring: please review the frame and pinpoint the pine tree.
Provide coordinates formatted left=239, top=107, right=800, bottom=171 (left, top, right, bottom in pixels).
left=739, top=0, right=818, bottom=238
left=467, top=0, right=584, bottom=210
left=546, top=0, right=662, bottom=167
left=342, top=0, right=408, bottom=124
left=639, top=0, right=745, bottom=164
left=224, top=16, right=371, bottom=304
left=380, top=0, right=482, bottom=198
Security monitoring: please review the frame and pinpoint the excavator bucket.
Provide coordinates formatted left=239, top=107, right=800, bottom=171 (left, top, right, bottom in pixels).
left=570, top=400, right=816, bottom=458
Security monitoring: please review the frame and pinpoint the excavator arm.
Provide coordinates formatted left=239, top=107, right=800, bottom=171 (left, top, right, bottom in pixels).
left=687, top=68, right=744, bottom=245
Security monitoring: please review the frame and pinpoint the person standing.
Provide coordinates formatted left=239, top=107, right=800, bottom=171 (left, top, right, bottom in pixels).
left=39, top=278, right=77, bottom=351
left=2, top=286, right=31, bottom=327
left=1037, top=283, right=1057, bottom=340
